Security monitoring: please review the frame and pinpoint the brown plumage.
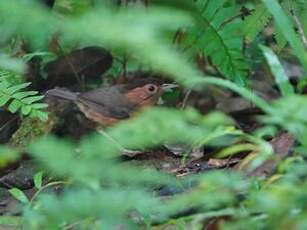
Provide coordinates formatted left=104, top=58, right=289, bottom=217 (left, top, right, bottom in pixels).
left=46, top=79, right=163, bottom=126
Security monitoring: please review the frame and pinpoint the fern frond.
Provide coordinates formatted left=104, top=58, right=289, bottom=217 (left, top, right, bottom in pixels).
left=242, top=3, right=271, bottom=42
left=0, top=70, right=48, bottom=121
left=186, top=0, right=248, bottom=84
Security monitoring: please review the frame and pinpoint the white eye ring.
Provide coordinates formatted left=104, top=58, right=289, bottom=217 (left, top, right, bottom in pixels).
left=145, top=84, right=158, bottom=94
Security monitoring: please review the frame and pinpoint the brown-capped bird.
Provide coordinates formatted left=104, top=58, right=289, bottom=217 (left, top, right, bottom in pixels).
left=46, top=78, right=164, bottom=126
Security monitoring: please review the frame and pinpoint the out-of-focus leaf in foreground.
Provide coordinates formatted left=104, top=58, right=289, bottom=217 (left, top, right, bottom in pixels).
left=28, top=108, right=232, bottom=183
left=261, top=95, right=307, bottom=148
left=0, top=1, right=202, bottom=86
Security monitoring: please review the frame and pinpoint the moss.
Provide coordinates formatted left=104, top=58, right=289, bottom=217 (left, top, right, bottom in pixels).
left=10, top=112, right=59, bottom=148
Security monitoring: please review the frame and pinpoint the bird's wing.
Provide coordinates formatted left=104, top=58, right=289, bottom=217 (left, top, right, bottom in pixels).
left=78, top=87, right=131, bottom=119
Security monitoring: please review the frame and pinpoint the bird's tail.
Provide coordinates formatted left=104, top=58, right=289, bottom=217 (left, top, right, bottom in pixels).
left=46, top=88, right=78, bottom=101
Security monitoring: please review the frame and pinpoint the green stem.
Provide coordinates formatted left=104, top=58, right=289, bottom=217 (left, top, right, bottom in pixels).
left=189, top=76, right=274, bottom=114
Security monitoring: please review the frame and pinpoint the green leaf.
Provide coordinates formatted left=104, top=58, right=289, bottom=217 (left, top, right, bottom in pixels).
left=243, top=3, right=271, bottom=42
left=0, top=146, right=19, bottom=167
left=5, top=82, right=31, bottom=94
left=31, top=103, right=48, bottom=109
left=150, top=0, right=198, bottom=13
left=260, top=45, right=294, bottom=96
left=261, top=95, right=307, bottom=146
left=189, top=1, right=248, bottom=84
left=12, top=91, right=38, bottom=100
left=21, top=95, right=44, bottom=104
left=0, top=70, right=47, bottom=120
left=30, top=110, right=49, bottom=121
left=8, top=99, right=22, bottom=113
left=0, top=54, right=26, bottom=74
left=9, top=188, right=29, bottom=204
left=21, top=104, right=32, bottom=115
left=34, top=171, right=43, bottom=189
left=262, top=0, right=307, bottom=70
left=274, top=21, right=287, bottom=50
left=0, top=216, right=21, bottom=226
left=54, top=0, right=93, bottom=15
left=0, top=95, right=10, bottom=106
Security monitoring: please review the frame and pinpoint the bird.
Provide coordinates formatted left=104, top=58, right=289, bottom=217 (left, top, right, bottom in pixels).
left=46, top=78, right=165, bottom=127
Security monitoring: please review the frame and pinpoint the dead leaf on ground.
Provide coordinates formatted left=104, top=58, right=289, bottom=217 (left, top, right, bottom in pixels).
left=236, top=133, right=295, bottom=177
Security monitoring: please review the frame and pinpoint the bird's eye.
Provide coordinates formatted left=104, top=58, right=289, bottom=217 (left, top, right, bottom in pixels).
left=145, top=84, right=158, bottom=94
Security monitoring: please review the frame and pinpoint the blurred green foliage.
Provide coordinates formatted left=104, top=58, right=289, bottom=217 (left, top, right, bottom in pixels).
left=0, top=0, right=306, bottom=229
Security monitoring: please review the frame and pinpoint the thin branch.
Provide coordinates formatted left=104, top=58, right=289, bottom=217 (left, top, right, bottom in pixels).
left=181, top=89, right=192, bottom=109
left=58, top=44, right=83, bottom=90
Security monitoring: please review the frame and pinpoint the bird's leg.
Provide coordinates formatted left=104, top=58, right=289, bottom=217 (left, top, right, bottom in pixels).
left=97, top=129, right=124, bottom=151
left=96, top=129, right=142, bottom=157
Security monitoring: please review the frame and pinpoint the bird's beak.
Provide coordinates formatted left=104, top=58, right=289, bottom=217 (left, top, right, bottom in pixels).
left=161, top=83, right=178, bottom=91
